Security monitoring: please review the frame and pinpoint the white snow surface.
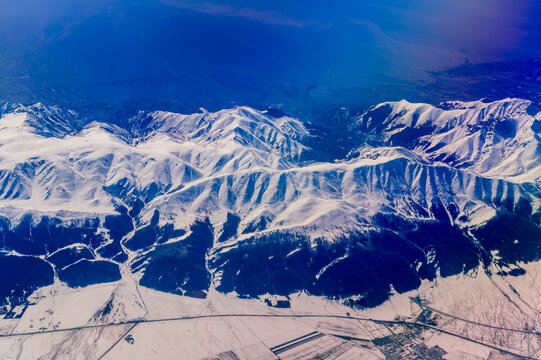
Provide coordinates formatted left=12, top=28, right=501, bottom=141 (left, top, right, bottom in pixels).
left=354, top=98, right=541, bottom=182
left=0, top=100, right=539, bottom=241
left=0, top=259, right=539, bottom=359
left=0, top=100, right=540, bottom=358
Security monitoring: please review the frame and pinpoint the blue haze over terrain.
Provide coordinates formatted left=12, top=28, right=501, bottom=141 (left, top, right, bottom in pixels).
left=0, top=1, right=540, bottom=312
left=0, top=0, right=540, bottom=121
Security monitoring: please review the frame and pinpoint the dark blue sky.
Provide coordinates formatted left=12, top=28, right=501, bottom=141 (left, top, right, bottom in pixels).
left=0, top=0, right=540, bottom=121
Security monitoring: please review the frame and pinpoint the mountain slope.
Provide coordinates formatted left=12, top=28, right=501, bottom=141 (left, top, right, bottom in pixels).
left=353, top=98, right=541, bottom=182
left=0, top=100, right=539, bottom=309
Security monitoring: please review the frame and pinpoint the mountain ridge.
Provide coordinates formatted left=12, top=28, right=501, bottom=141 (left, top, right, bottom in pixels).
left=0, top=98, right=539, bottom=308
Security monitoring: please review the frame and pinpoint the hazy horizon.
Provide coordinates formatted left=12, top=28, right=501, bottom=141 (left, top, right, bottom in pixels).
left=1, top=0, right=540, bottom=121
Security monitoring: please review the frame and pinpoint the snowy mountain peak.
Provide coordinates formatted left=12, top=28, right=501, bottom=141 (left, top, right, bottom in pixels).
left=0, top=102, right=86, bottom=138
left=354, top=98, right=541, bottom=182
left=122, top=106, right=312, bottom=161
left=0, top=99, right=539, bottom=310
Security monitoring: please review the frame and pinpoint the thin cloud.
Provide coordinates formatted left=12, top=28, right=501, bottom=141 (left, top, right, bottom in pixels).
left=160, top=0, right=316, bottom=28
left=230, top=8, right=314, bottom=28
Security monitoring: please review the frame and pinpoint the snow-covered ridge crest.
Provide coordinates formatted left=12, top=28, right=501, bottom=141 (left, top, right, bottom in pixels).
left=0, top=99, right=540, bottom=310
left=0, top=103, right=312, bottom=161
left=0, top=101, right=86, bottom=138
left=0, top=99, right=538, bottom=232
left=119, top=106, right=312, bottom=162
left=0, top=104, right=332, bottom=217
left=354, top=98, right=541, bottom=182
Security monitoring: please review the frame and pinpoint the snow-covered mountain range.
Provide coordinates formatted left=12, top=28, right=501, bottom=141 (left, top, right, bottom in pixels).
left=0, top=98, right=540, bottom=309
